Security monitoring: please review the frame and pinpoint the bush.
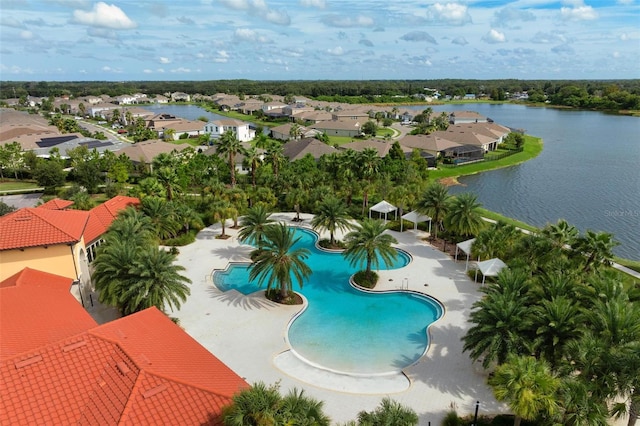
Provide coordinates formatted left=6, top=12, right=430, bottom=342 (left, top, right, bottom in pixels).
left=318, top=239, right=346, bottom=250
left=163, top=230, right=196, bottom=246
left=353, top=270, right=378, bottom=288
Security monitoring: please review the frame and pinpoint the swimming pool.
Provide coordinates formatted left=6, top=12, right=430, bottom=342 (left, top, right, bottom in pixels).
left=213, top=227, right=443, bottom=375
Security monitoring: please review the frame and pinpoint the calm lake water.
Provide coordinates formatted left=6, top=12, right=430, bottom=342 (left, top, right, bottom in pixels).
left=146, top=103, right=640, bottom=260
left=405, top=104, right=640, bottom=261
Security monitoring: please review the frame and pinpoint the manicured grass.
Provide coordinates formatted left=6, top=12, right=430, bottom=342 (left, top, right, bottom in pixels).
left=615, top=257, right=640, bottom=273
left=430, top=135, right=543, bottom=180
left=477, top=208, right=540, bottom=233
left=201, top=107, right=277, bottom=128
left=327, top=135, right=359, bottom=146
left=376, top=128, right=394, bottom=138
left=0, top=180, right=41, bottom=193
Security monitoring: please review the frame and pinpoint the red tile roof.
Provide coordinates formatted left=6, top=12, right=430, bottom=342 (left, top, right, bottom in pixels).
left=0, top=270, right=248, bottom=425
left=0, top=208, right=89, bottom=251
left=37, top=198, right=74, bottom=210
left=84, top=195, right=140, bottom=244
left=0, top=268, right=97, bottom=362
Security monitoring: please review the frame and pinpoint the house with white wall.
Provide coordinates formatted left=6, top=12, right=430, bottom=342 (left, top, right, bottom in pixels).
left=204, top=119, right=255, bottom=142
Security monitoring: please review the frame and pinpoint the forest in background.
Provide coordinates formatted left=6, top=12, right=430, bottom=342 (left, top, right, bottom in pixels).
left=1, top=79, right=639, bottom=112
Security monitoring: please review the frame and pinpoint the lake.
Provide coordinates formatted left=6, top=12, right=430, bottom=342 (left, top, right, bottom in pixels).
left=145, top=103, right=640, bottom=260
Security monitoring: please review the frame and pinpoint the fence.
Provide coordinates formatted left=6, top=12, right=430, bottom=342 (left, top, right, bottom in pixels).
left=439, top=147, right=523, bottom=168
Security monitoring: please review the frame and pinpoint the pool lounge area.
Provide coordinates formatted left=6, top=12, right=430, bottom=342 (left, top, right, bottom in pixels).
left=172, top=212, right=502, bottom=425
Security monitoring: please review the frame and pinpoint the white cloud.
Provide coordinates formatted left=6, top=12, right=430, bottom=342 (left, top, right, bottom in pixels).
left=143, top=69, right=153, bottom=73
left=321, top=14, right=374, bottom=28
left=400, top=31, right=437, bottom=44
left=300, top=0, right=325, bottom=8
left=170, top=67, right=191, bottom=73
left=219, top=0, right=290, bottom=25
left=428, top=2, right=471, bottom=26
left=327, top=46, right=344, bottom=56
left=101, top=66, right=122, bottom=73
left=214, top=50, right=229, bottom=62
left=20, top=30, right=34, bottom=40
left=73, top=2, right=136, bottom=29
left=451, top=37, right=468, bottom=46
left=483, top=29, right=506, bottom=44
left=234, top=28, right=271, bottom=43
left=159, top=57, right=171, bottom=64
left=219, top=0, right=249, bottom=9
left=264, top=9, right=290, bottom=25
left=560, top=5, right=597, bottom=21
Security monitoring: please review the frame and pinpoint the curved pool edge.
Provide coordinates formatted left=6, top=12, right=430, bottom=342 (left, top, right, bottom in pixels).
left=273, top=350, right=412, bottom=395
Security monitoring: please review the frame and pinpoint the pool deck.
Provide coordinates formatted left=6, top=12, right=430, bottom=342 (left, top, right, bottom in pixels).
left=173, top=212, right=504, bottom=424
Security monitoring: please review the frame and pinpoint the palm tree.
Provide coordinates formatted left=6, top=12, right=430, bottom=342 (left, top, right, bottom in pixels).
left=154, top=166, right=182, bottom=200
left=530, top=296, right=581, bottom=364
left=243, top=145, right=262, bottom=188
left=358, top=148, right=380, bottom=215
left=279, top=388, right=331, bottom=426
left=489, top=354, right=560, bottom=426
left=310, top=196, right=352, bottom=246
left=541, top=219, right=579, bottom=250
left=416, top=181, right=451, bottom=241
left=573, top=230, right=619, bottom=272
left=356, top=397, right=419, bottom=426
left=210, top=199, right=235, bottom=238
left=343, top=219, right=398, bottom=278
left=92, top=238, right=140, bottom=312
left=238, top=205, right=274, bottom=249
left=217, top=129, right=245, bottom=187
left=264, top=141, right=285, bottom=180
left=120, top=247, right=191, bottom=315
left=463, top=269, right=533, bottom=368
left=444, top=192, right=485, bottom=239
left=249, top=223, right=311, bottom=300
left=285, top=187, right=307, bottom=222
left=140, top=196, right=180, bottom=240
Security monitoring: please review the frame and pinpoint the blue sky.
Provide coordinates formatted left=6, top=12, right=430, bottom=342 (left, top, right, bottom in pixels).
left=1, top=0, right=638, bottom=81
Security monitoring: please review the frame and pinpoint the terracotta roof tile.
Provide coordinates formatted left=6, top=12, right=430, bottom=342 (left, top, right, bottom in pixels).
left=0, top=208, right=89, bottom=250
left=1, top=276, right=248, bottom=425
left=37, top=198, right=75, bottom=210
left=84, top=196, right=140, bottom=244
left=0, top=269, right=96, bottom=361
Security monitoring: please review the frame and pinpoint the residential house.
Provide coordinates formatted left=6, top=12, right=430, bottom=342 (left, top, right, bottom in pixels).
left=0, top=195, right=139, bottom=303
left=282, top=104, right=314, bottom=118
left=282, top=138, right=338, bottom=161
left=449, top=111, right=488, bottom=124
left=261, top=101, right=288, bottom=113
left=310, top=119, right=362, bottom=138
left=269, top=123, right=320, bottom=141
left=146, top=113, right=183, bottom=133
left=170, top=92, right=191, bottom=102
left=151, top=94, right=169, bottom=103
left=340, top=139, right=396, bottom=158
left=0, top=268, right=249, bottom=425
left=114, top=140, right=191, bottom=172
left=237, top=99, right=264, bottom=115
left=294, top=110, right=333, bottom=124
left=202, top=142, right=263, bottom=175
left=437, top=122, right=509, bottom=152
left=204, top=118, right=255, bottom=142
left=113, top=95, right=138, bottom=105
left=331, top=107, right=371, bottom=121
left=160, top=119, right=205, bottom=140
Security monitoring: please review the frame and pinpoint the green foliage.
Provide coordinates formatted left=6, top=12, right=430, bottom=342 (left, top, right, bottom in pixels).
left=0, top=201, right=16, bottom=216
left=222, top=382, right=330, bottom=426
left=343, top=219, right=398, bottom=274
left=352, top=270, right=378, bottom=288
left=32, top=158, right=66, bottom=194
left=356, top=397, right=419, bottom=426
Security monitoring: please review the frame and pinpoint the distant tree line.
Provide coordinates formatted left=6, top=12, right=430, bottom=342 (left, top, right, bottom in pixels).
left=1, top=79, right=639, bottom=111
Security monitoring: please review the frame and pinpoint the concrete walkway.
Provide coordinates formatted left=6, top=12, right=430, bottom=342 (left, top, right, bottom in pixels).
left=173, top=213, right=502, bottom=424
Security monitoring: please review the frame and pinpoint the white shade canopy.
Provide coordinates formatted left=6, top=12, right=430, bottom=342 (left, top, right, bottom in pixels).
left=475, top=258, right=507, bottom=284
left=401, top=210, right=432, bottom=232
left=369, top=200, right=397, bottom=222
left=455, top=238, right=476, bottom=271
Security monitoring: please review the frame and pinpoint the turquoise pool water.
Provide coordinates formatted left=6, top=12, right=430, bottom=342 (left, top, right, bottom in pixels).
left=213, top=227, right=443, bottom=374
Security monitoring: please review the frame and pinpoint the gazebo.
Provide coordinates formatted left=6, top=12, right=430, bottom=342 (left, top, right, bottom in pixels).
left=474, top=258, right=507, bottom=285
left=401, top=210, right=431, bottom=233
left=455, top=238, right=476, bottom=271
left=369, top=200, right=397, bottom=223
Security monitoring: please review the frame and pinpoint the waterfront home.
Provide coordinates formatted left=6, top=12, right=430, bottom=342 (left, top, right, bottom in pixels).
left=436, top=122, right=510, bottom=152
left=160, top=119, right=205, bottom=140
left=449, top=110, right=488, bottom=124
left=113, top=140, right=191, bottom=172
left=0, top=268, right=248, bottom=425
left=204, top=118, right=255, bottom=142
left=331, top=107, right=371, bottom=121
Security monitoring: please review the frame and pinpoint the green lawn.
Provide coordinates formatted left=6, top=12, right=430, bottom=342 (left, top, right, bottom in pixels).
left=477, top=208, right=540, bottom=233
left=430, top=135, right=543, bottom=180
left=0, top=180, right=41, bottom=193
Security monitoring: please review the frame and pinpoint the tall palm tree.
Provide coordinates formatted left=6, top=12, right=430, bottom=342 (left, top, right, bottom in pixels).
left=463, top=269, right=533, bottom=368
left=217, top=129, right=245, bottom=187
left=210, top=199, right=235, bottom=238
left=343, top=219, right=398, bottom=277
left=416, top=181, right=451, bottom=241
left=238, top=205, right=274, bottom=249
left=140, top=196, right=180, bottom=240
left=444, top=192, right=485, bottom=239
left=489, top=354, right=560, bottom=426
left=243, top=145, right=262, bottom=188
left=249, top=223, right=311, bottom=300
left=310, top=196, right=352, bottom=246
left=573, top=230, right=619, bottom=272
left=541, top=219, right=579, bottom=250
left=121, top=247, right=191, bottom=315
left=264, top=141, right=285, bottom=180
left=357, top=397, right=419, bottom=426
left=154, top=165, right=182, bottom=201
left=358, top=148, right=380, bottom=215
